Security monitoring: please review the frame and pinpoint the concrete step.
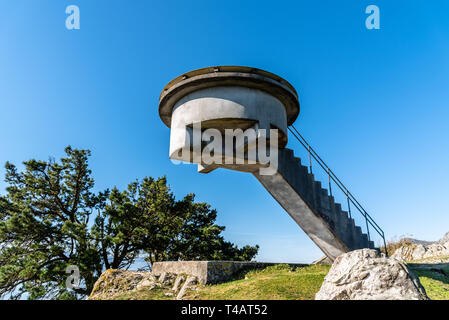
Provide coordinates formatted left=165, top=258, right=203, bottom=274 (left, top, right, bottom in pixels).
left=337, top=210, right=351, bottom=245
left=305, top=161, right=371, bottom=252
left=345, top=218, right=356, bottom=248
left=360, top=233, right=369, bottom=248
left=283, top=148, right=294, bottom=159
left=253, top=149, right=375, bottom=261
left=294, top=157, right=303, bottom=167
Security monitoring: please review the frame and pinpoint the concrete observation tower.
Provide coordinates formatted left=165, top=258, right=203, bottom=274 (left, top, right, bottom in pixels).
left=158, top=66, right=382, bottom=261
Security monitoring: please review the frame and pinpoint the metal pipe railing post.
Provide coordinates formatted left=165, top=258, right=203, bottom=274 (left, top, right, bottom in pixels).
left=308, top=145, right=312, bottom=174
left=383, top=236, right=388, bottom=257
left=365, top=217, right=371, bottom=241
left=347, top=195, right=351, bottom=219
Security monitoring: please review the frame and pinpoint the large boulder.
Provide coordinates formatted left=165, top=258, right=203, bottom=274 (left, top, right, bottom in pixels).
left=315, top=249, right=428, bottom=300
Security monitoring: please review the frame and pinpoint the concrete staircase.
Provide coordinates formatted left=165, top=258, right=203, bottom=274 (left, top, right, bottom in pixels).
left=253, top=148, right=375, bottom=261
left=158, top=66, right=386, bottom=262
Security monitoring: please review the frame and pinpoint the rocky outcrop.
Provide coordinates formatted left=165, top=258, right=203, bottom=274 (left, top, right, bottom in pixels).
left=88, top=269, right=198, bottom=300
left=315, top=249, right=428, bottom=300
left=88, top=269, right=156, bottom=299
left=391, top=232, right=449, bottom=263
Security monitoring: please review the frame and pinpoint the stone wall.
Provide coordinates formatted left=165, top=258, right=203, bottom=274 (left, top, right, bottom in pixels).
left=152, top=261, right=307, bottom=284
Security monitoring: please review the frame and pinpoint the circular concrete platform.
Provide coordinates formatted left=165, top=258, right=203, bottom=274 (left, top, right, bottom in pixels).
left=158, top=66, right=300, bottom=128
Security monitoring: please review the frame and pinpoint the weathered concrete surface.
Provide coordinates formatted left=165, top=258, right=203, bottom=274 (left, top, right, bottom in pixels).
left=159, top=66, right=299, bottom=128
left=254, top=167, right=347, bottom=260
left=162, top=67, right=299, bottom=166
left=254, top=148, right=375, bottom=261
left=315, top=249, right=428, bottom=300
left=152, top=261, right=307, bottom=285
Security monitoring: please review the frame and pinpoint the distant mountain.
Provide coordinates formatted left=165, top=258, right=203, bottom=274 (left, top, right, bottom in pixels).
left=401, top=238, right=435, bottom=246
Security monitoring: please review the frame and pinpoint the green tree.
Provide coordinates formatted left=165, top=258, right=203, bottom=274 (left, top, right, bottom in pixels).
left=0, top=147, right=107, bottom=299
left=0, top=147, right=259, bottom=299
left=93, top=176, right=259, bottom=268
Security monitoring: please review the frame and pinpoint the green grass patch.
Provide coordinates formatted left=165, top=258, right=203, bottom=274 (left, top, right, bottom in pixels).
left=103, top=263, right=449, bottom=300
left=185, top=264, right=330, bottom=300
left=408, top=256, right=449, bottom=264
left=409, top=264, right=449, bottom=300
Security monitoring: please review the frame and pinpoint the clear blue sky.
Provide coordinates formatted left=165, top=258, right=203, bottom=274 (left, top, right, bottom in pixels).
left=1, top=1, right=448, bottom=263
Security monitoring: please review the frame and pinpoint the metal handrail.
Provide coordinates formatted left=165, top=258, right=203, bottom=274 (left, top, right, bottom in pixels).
left=288, top=125, right=387, bottom=255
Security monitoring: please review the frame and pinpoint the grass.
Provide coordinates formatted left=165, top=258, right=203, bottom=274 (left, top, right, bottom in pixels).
left=378, top=237, right=449, bottom=299
left=185, top=264, right=330, bottom=300
left=409, top=263, right=449, bottom=300
left=408, top=256, right=449, bottom=264
left=380, top=238, right=414, bottom=256
left=112, top=264, right=330, bottom=300
left=108, top=263, right=449, bottom=300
